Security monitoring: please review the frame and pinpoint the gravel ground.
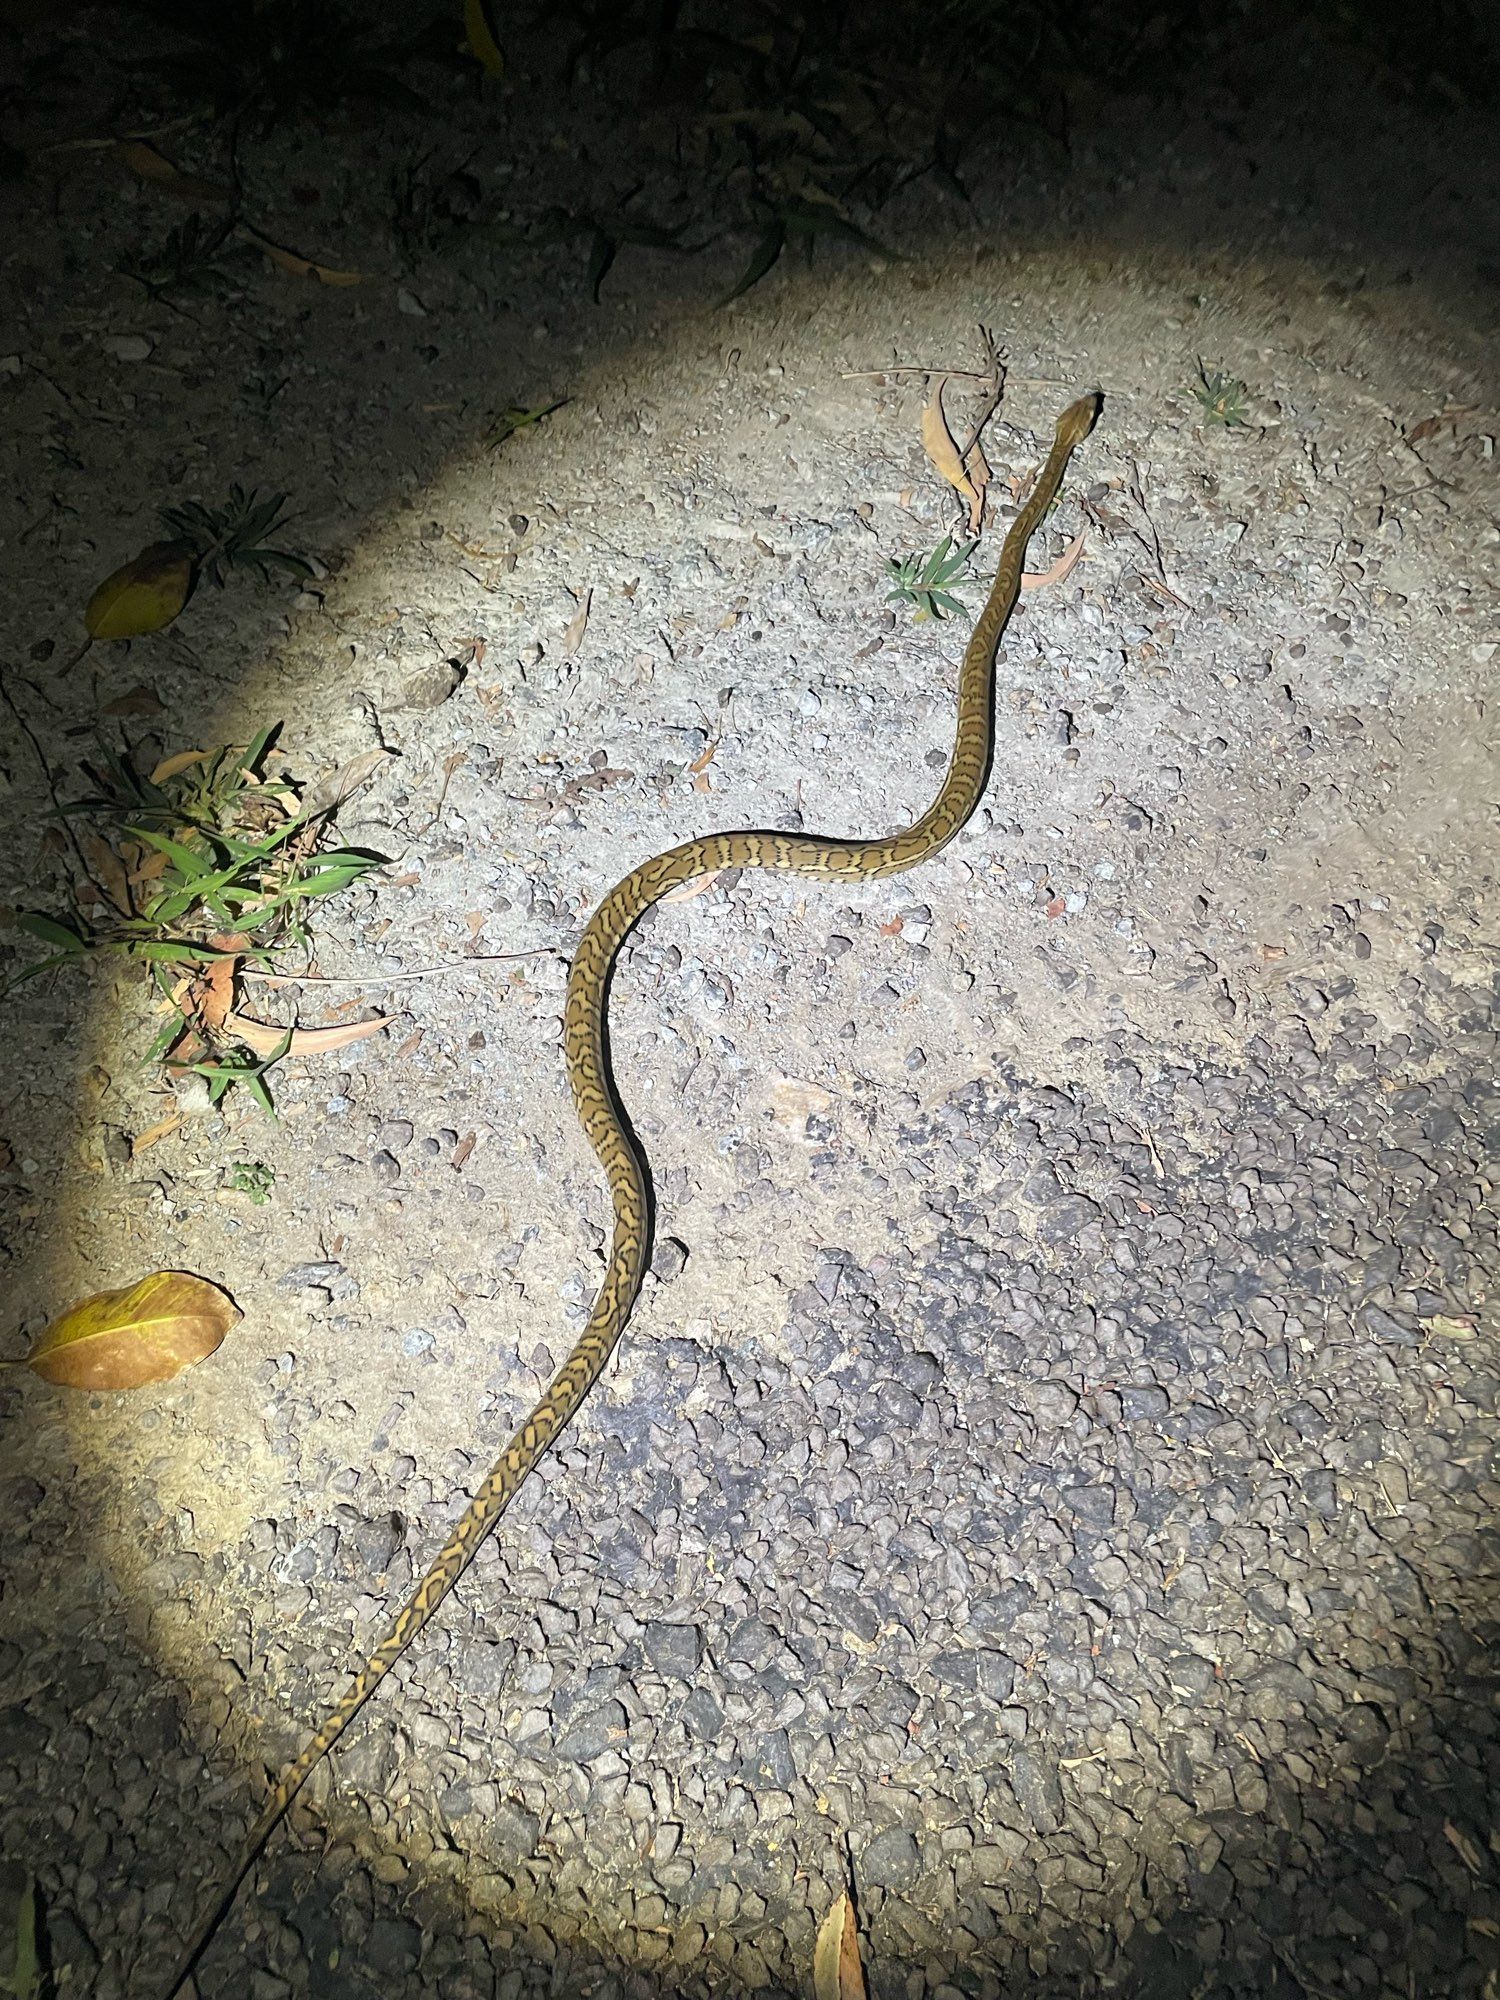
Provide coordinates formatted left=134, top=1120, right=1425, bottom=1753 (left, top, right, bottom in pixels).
left=1, top=7, right=1498, bottom=1998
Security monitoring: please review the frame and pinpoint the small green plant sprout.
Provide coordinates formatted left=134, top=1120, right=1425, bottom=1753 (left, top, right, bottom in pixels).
left=160, top=487, right=313, bottom=588
left=117, top=211, right=252, bottom=305
left=7, top=723, right=382, bottom=1004
left=171, top=1031, right=293, bottom=1118
left=484, top=399, right=567, bottom=451
left=0, top=1871, right=40, bottom=2000
left=228, top=1159, right=276, bottom=1202
left=1191, top=364, right=1252, bottom=428
left=886, top=536, right=976, bottom=621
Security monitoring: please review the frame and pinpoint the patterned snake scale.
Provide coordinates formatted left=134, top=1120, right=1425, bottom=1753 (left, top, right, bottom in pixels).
left=159, top=390, right=1101, bottom=1995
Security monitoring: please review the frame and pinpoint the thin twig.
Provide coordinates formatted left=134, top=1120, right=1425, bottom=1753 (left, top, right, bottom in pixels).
left=842, top=368, right=1065, bottom=386
left=0, top=668, right=101, bottom=900
left=242, top=949, right=565, bottom=986
left=952, top=326, right=1007, bottom=468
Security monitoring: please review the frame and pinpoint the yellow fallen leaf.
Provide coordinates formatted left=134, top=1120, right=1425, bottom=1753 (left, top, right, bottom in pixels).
left=115, top=140, right=233, bottom=205
left=920, top=378, right=980, bottom=525
left=1021, top=528, right=1086, bottom=592
left=222, top=1009, right=393, bottom=1058
left=813, top=1890, right=866, bottom=2000
left=24, top=1271, right=239, bottom=1390
left=150, top=748, right=215, bottom=785
left=85, top=540, right=195, bottom=641
left=463, top=0, right=505, bottom=75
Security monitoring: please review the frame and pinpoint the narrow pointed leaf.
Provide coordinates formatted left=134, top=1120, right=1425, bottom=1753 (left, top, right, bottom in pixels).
left=814, top=1891, right=866, bottom=2000
left=721, top=219, right=785, bottom=304
left=588, top=229, right=617, bottom=301
left=464, top=0, right=505, bottom=76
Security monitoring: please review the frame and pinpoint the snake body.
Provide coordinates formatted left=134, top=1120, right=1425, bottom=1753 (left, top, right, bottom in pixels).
left=159, top=390, right=1101, bottom=1995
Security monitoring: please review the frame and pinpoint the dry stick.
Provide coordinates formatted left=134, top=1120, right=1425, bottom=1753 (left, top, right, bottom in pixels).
left=952, top=334, right=1007, bottom=469
left=240, top=950, right=563, bottom=986
left=840, top=368, right=1066, bottom=385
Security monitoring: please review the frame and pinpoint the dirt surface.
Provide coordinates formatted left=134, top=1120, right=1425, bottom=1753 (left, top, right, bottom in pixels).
left=2, top=7, right=1499, bottom=1998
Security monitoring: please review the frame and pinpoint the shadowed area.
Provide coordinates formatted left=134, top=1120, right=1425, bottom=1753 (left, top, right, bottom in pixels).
left=1, top=3, right=1497, bottom=1997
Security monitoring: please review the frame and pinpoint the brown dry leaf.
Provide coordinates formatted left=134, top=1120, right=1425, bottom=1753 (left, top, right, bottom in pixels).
left=24, top=1270, right=239, bottom=1390
left=301, top=748, right=394, bottom=819
left=1021, top=529, right=1086, bottom=593
left=101, top=683, right=165, bottom=718
left=688, top=740, right=719, bottom=776
left=85, top=540, right=195, bottom=641
left=813, top=1890, right=866, bottom=2000
left=561, top=588, right=593, bottom=658
left=80, top=832, right=134, bottom=917
left=222, top=1009, right=392, bottom=1057
left=452, top=1131, right=478, bottom=1170
left=1407, top=405, right=1477, bottom=445
left=920, top=378, right=980, bottom=522
left=198, top=953, right=241, bottom=1034
left=239, top=223, right=365, bottom=285
left=116, top=140, right=232, bottom=205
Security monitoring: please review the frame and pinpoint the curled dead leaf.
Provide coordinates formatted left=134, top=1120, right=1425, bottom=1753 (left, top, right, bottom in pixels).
left=238, top=223, right=365, bottom=285
left=197, top=951, right=242, bottom=1035
left=813, top=1890, right=866, bottom=2000
left=85, top=540, right=195, bottom=641
left=301, top=748, right=395, bottom=819
left=1021, top=529, right=1086, bottom=592
left=661, top=868, right=724, bottom=904
left=920, top=378, right=981, bottom=529
left=561, top=588, right=593, bottom=658
left=24, top=1270, right=239, bottom=1390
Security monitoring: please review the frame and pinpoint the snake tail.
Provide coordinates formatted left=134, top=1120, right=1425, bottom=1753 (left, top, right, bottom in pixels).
left=153, top=387, right=1100, bottom=1998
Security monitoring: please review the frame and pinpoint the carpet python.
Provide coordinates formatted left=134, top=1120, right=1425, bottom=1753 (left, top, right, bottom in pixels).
left=159, top=388, right=1102, bottom=1994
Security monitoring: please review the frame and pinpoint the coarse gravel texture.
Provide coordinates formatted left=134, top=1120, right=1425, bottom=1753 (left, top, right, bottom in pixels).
left=2, top=7, right=1499, bottom=2000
